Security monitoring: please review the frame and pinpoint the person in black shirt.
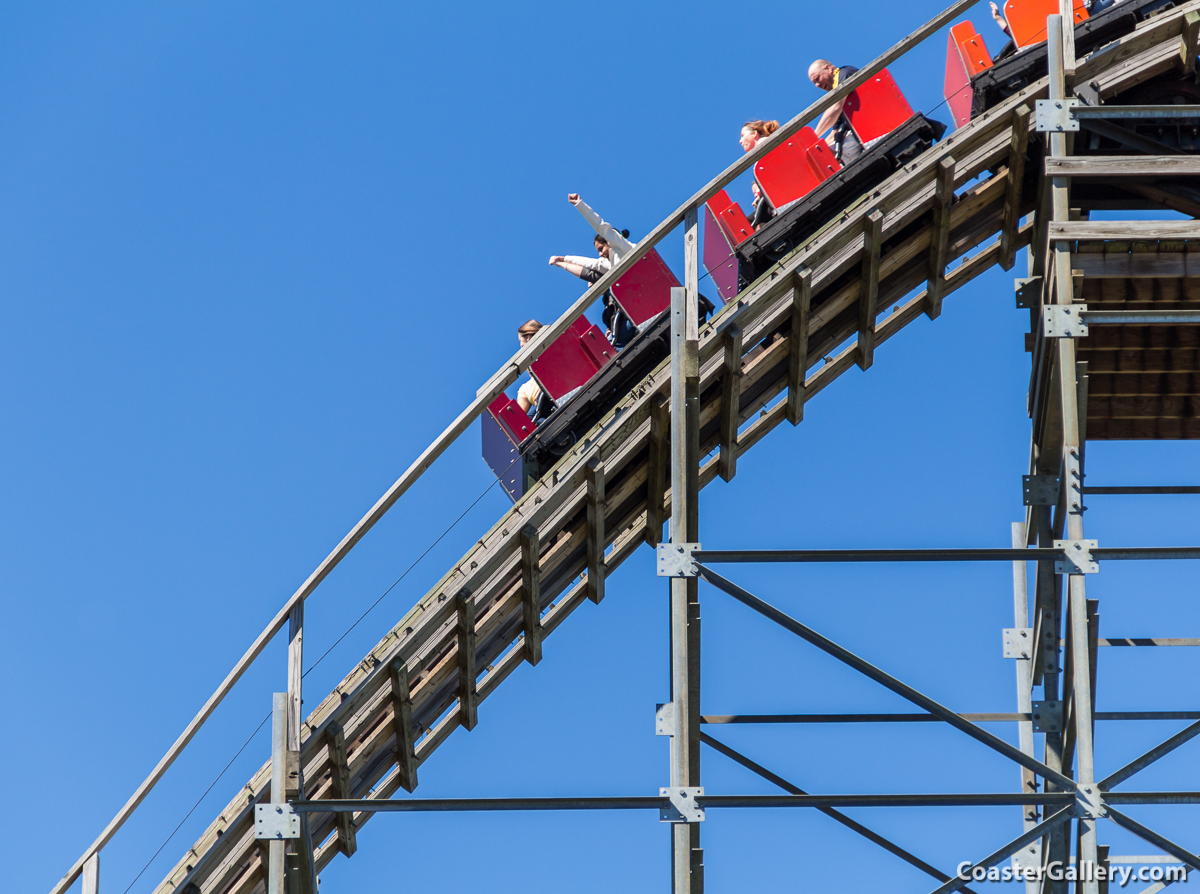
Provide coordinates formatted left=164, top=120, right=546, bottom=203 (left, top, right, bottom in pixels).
left=808, top=59, right=865, bottom=164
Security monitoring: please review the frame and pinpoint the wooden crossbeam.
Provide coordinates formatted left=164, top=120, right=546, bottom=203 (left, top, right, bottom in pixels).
left=858, top=210, right=883, bottom=369
left=389, top=659, right=418, bottom=792
left=1183, top=10, right=1200, bottom=73
left=585, top=459, right=606, bottom=604
left=925, top=157, right=956, bottom=319
left=519, top=524, right=542, bottom=666
left=787, top=268, right=812, bottom=426
left=645, top=394, right=667, bottom=546
left=717, top=324, right=743, bottom=482
left=456, top=589, right=477, bottom=731
left=1046, top=155, right=1200, bottom=177
left=1050, top=220, right=1200, bottom=240
left=1001, top=108, right=1030, bottom=271
left=324, top=723, right=358, bottom=856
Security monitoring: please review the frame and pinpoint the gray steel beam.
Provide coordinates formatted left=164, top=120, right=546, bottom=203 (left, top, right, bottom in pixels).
left=700, top=713, right=1200, bottom=723
left=1100, top=722, right=1200, bottom=791
left=1105, top=808, right=1200, bottom=873
left=927, top=807, right=1076, bottom=894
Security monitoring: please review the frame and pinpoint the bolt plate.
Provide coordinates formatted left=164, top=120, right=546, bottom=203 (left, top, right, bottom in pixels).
left=255, top=803, right=300, bottom=840
left=1023, top=474, right=1060, bottom=506
left=660, top=786, right=705, bottom=823
left=657, top=542, right=701, bottom=578
left=1055, top=539, right=1098, bottom=575
left=1035, top=98, right=1081, bottom=132
left=1031, top=700, right=1063, bottom=733
left=1044, top=304, right=1089, bottom=338
left=1003, top=627, right=1034, bottom=659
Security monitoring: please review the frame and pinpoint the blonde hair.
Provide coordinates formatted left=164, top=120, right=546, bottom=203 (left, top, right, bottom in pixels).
left=518, top=320, right=543, bottom=339
left=742, top=119, right=780, bottom=138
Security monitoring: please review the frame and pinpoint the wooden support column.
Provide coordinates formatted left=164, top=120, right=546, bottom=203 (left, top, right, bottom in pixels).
left=456, top=589, right=478, bottom=731
left=82, top=854, right=98, bottom=894
left=285, top=606, right=317, bottom=894
left=1001, top=107, right=1031, bottom=271
left=646, top=394, right=668, bottom=547
left=1183, top=10, right=1200, bottom=73
left=717, top=325, right=743, bottom=482
left=925, top=157, right=956, bottom=319
left=389, top=659, right=418, bottom=792
left=519, top=524, right=542, bottom=665
left=267, top=693, right=286, bottom=894
left=586, top=458, right=606, bottom=604
left=325, top=722, right=358, bottom=856
left=858, top=210, right=882, bottom=369
left=786, top=268, right=811, bottom=426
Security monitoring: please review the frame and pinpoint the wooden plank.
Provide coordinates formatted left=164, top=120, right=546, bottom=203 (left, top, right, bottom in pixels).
left=456, top=589, right=477, bottom=731
left=1070, top=251, right=1200, bottom=277
left=1050, top=221, right=1200, bottom=241
left=324, top=723, right=358, bottom=857
left=1086, top=371, right=1200, bottom=395
left=718, top=325, right=744, bottom=482
left=585, top=458, right=605, bottom=604
left=1080, top=348, right=1200, bottom=372
left=858, top=210, right=883, bottom=369
left=1001, top=107, right=1031, bottom=271
left=1183, top=10, right=1200, bottom=72
left=1123, top=183, right=1200, bottom=219
left=787, top=268, right=812, bottom=425
left=519, top=524, right=542, bottom=666
left=388, top=660, right=418, bottom=793
left=1087, top=416, right=1200, bottom=438
left=645, top=394, right=667, bottom=546
left=82, top=854, right=98, bottom=894
left=926, top=157, right=956, bottom=318
left=1077, top=4, right=1189, bottom=84
left=1046, top=155, right=1200, bottom=177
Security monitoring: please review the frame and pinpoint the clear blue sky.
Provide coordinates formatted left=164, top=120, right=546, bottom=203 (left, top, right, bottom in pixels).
left=5, top=3, right=1199, bottom=892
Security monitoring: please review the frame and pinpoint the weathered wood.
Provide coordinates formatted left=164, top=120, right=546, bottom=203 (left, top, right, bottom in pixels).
left=456, top=590, right=477, bottom=731
left=1070, top=251, right=1200, bottom=278
left=82, top=854, right=98, bottom=894
left=1050, top=220, right=1200, bottom=241
left=585, top=458, right=606, bottom=604
left=858, top=210, right=883, bottom=369
left=389, top=660, right=418, bottom=793
left=1183, top=10, right=1200, bottom=72
left=519, top=524, right=542, bottom=666
left=718, top=325, right=744, bottom=482
left=1047, top=155, right=1200, bottom=177
left=787, top=268, right=812, bottom=425
left=1001, top=108, right=1031, bottom=271
left=324, top=723, right=358, bottom=856
left=926, top=157, right=957, bottom=318
left=645, top=394, right=668, bottom=547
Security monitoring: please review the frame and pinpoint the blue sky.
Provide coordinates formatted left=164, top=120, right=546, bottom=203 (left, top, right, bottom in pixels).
left=5, top=2, right=1200, bottom=892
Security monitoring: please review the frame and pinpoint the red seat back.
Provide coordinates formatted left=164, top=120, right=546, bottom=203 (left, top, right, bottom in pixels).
left=487, top=394, right=536, bottom=445
left=706, top=189, right=755, bottom=247
left=754, top=127, right=842, bottom=209
left=844, top=69, right=915, bottom=144
left=703, top=196, right=739, bottom=304
left=944, top=22, right=992, bottom=129
left=529, top=317, right=615, bottom=401
left=611, top=249, right=681, bottom=327
left=1005, top=0, right=1087, bottom=48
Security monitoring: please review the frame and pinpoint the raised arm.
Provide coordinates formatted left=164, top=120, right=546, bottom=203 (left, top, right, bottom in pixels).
left=567, top=193, right=635, bottom=259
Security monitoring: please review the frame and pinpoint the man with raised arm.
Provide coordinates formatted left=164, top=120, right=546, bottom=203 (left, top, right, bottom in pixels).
left=808, top=59, right=864, bottom=164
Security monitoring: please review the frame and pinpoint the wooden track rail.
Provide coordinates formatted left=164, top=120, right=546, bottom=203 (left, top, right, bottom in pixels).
left=137, top=5, right=1200, bottom=891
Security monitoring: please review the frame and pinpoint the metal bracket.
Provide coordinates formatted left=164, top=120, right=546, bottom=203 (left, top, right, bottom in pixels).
left=655, top=702, right=675, bottom=736
left=1043, top=304, right=1089, bottom=338
left=657, top=542, right=701, bottom=577
left=254, top=803, right=300, bottom=840
left=1055, top=539, right=1098, bottom=575
left=659, top=786, right=705, bottom=823
left=1023, top=474, right=1060, bottom=506
left=1012, top=840, right=1043, bottom=872
left=1035, top=98, right=1081, bottom=132
left=1003, top=627, right=1034, bottom=659
left=1074, top=784, right=1106, bottom=819
left=1015, top=276, right=1042, bottom=309
left=1031, top=700, right=1063, bottom=733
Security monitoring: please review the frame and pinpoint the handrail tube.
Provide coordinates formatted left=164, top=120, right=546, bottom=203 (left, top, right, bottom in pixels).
left=49, top=1, right=987, bottom=890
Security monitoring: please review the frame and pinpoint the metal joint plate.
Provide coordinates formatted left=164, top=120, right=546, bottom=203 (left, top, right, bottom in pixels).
left=1074, top=785, right=1106, bottom=819
left=1055, top=539, right=1098, bottom=575
left=657, top=542, right=701, bottom=578
left=1003, top=627, right=1033, bottom=659
left=655, top=702, right=675, bottom=736
left=1035, top=98, right=1081, bottom=132
left=1012, top=841, right=1042, bottom=872
left=1015, top=276, right=1042, bottom=309
left=659, top=786, right=705, bottom=823
left=1023, top=474, right=1060, bottom=506
left=1031, top=700, right=1062, bottom=733
left=254, top=803, right=300, bottom=840
left=1043, top=304, right=1089, bottom=339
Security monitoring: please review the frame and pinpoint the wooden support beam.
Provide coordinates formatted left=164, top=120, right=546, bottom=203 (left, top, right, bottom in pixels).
left=324, top=722, right=358, bottom=856
left=1050, top=220, right=1200, bottom=240
left=645, top=394, right=668, bottom=547
left=718, top=324, right=743, bottom=482
left=1001, top=108, right=1030, bottom=271
left=519, top=524, right=542, bottom=666
left=585, top=458, right=606, bottom=604
left=389, top=659, right=418, bottom=792
left=82, top=854, right=98, bottom=894
left=926, top=157, right=957, bottom=318
left=1046, top=155, right=1200, bottom=177
left=858, top=209, right=883, bottom=369
left=1183, top=10, right=1200, bottom=73
left=456, top=589, right=477, bottom=730
left=787, top=267, right=812, bottom=426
